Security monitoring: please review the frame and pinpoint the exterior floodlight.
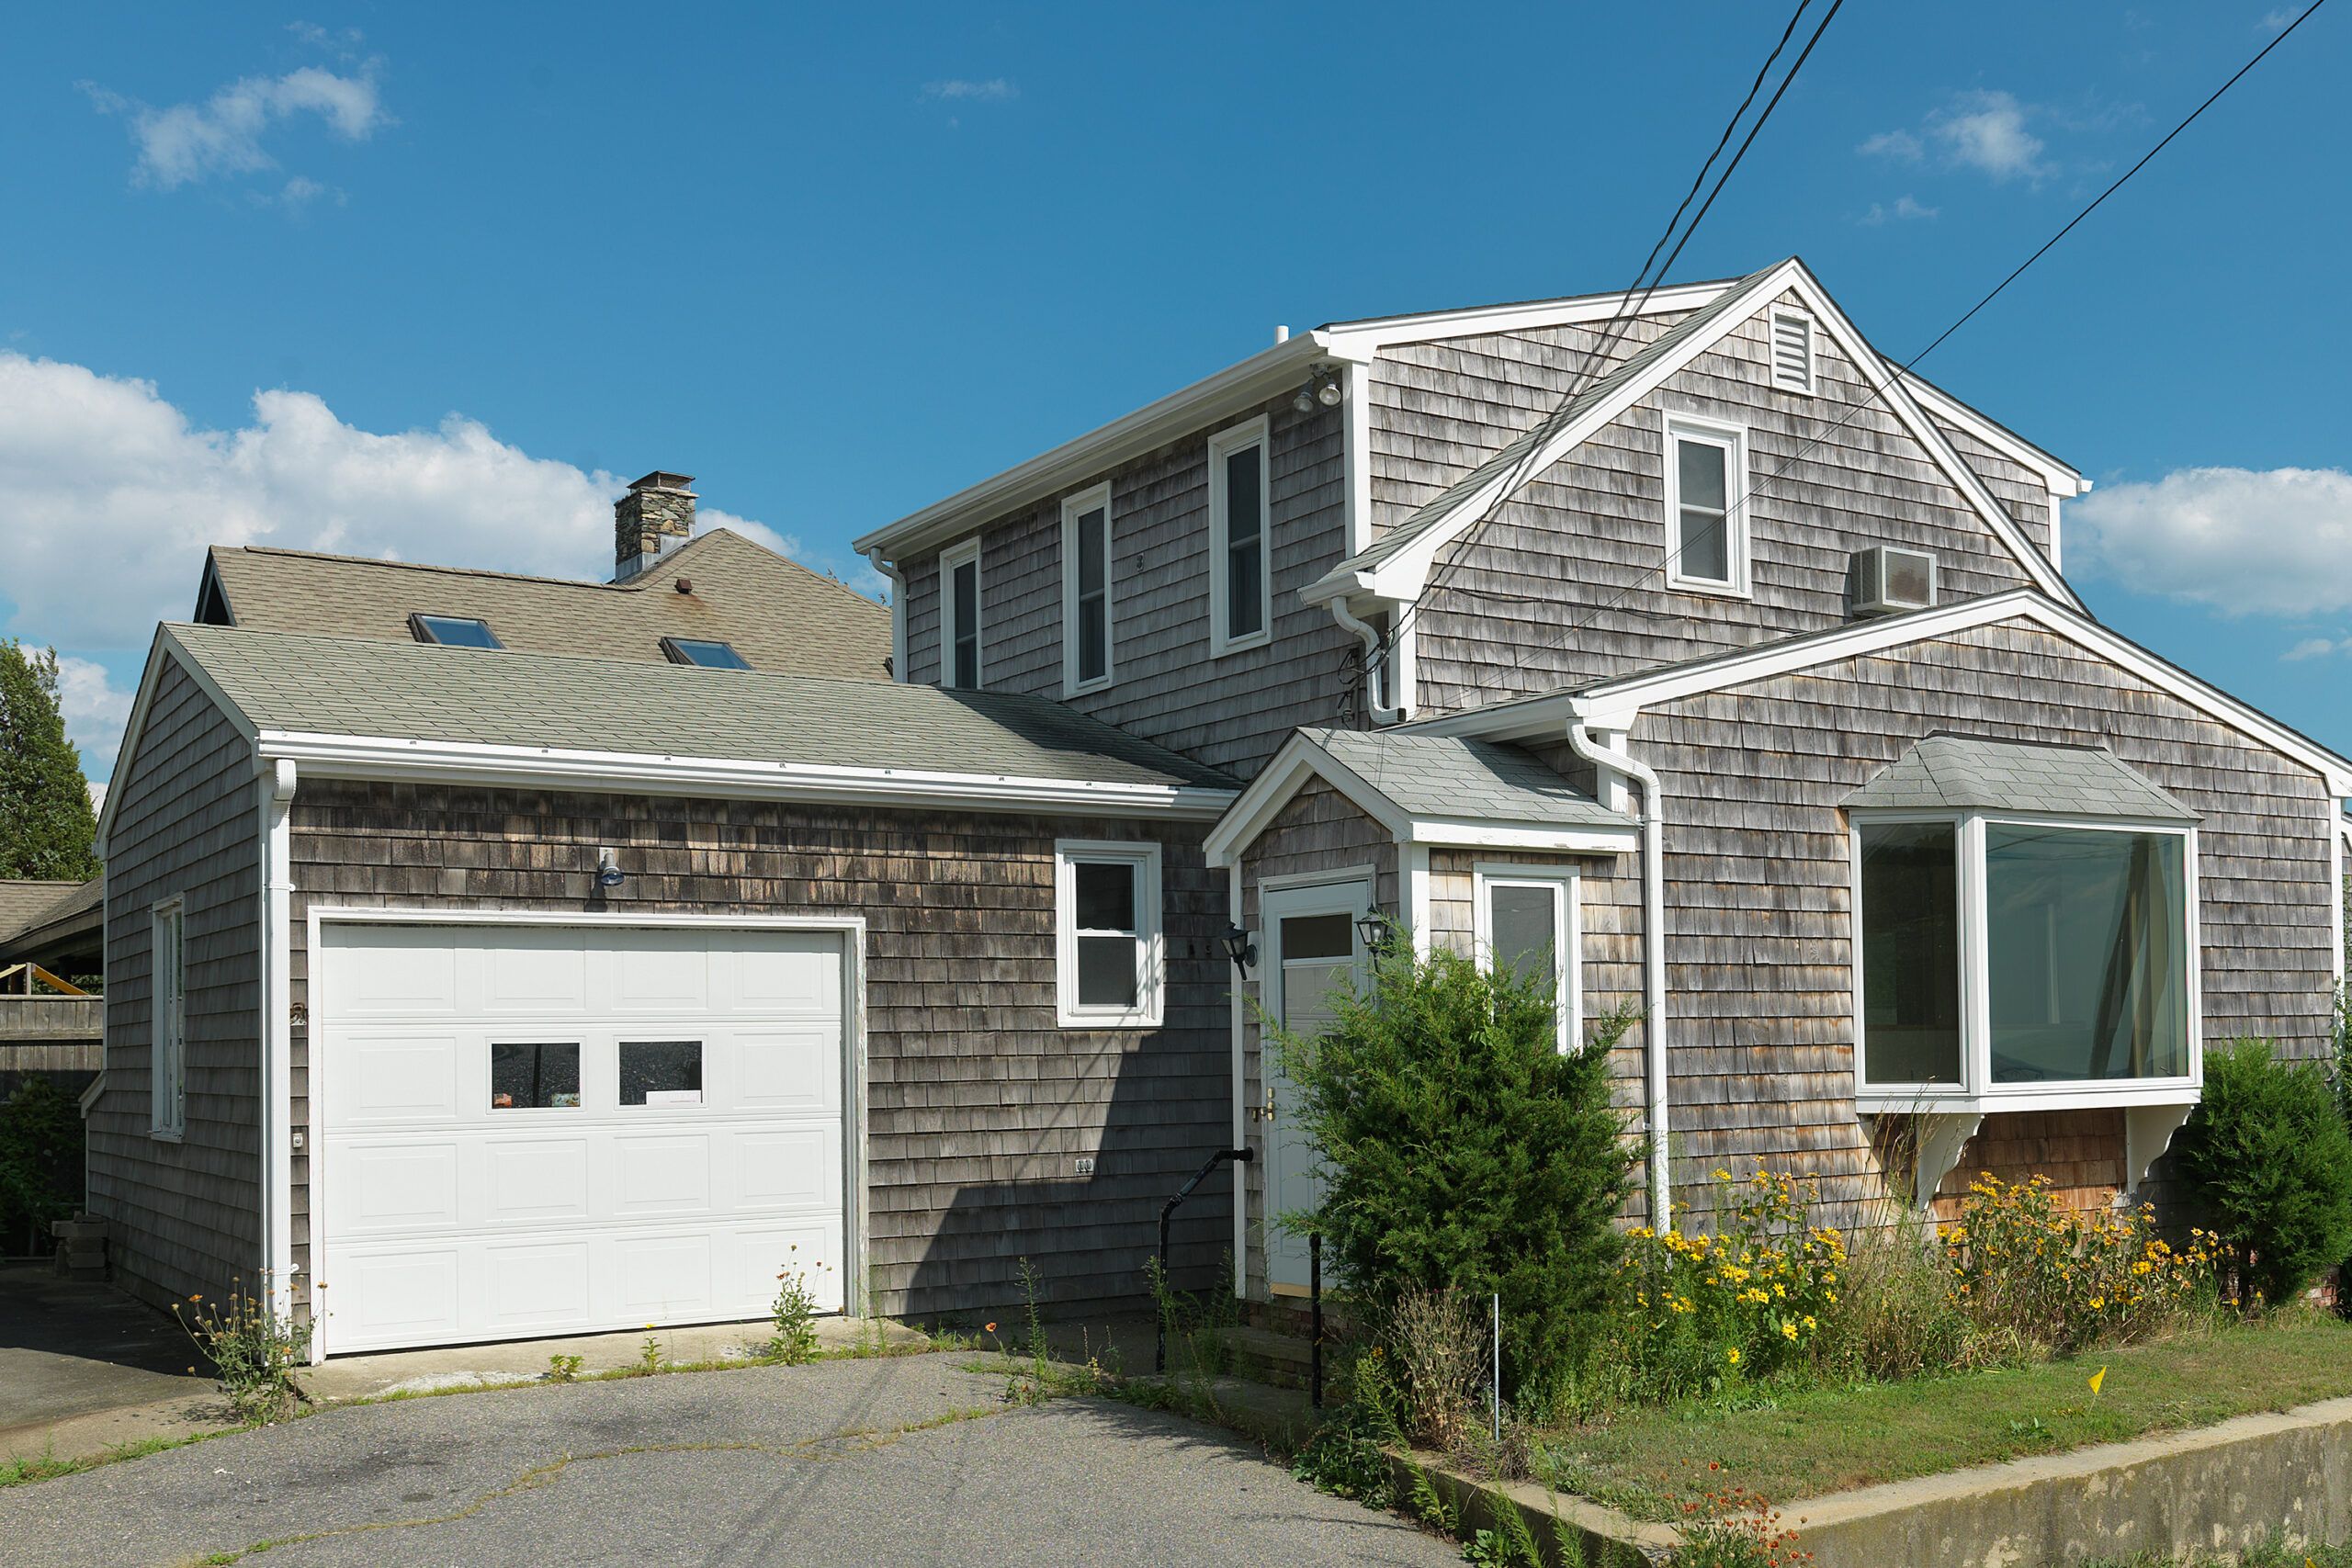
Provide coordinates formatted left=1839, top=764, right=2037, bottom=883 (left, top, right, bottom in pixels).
left=596, top=848, right=626, bottom=889
left=1317, top=376, right=1345, bottom=407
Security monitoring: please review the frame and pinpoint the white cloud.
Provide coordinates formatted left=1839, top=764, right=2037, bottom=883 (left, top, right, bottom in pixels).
left=53, top=656, right=132, bottom=770
left=1861, top=89, right=2054, bottom=186
left=2283, top=636, right=2350, bottom=661
left=86, top=780, right=107, bottom=817
left=922, top=78, right=1016, bottom=102
left=82, top=64, right=389, bottom=190
left=2065, top=467, right=2352, bottom=617
left=1860, top=195, right=1939, bottom=226
left=0, top=351, right=800, bottom=661
left=2261, top=8, right=2301, bottom=31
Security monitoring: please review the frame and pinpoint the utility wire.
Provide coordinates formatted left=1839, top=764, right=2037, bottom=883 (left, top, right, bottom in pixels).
left=1431, top=0, right=2332, bottom=715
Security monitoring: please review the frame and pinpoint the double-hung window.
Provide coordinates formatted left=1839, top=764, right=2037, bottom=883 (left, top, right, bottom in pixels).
left=940, top=537, right=981, bottom=689
left=1061, top=483, right=1114, bottom=695
left=1474, top=865, right=1580, bottom=1053
left=1055, top=840, right=1164, bottom=1028
left=151, top=900, right=187, bottom=1139
left=1855, top=815, right=2197, bottom=1108
left=1208, top=416, right=1271, bottom=654
left=1662, top=415, right=1749, bottom=595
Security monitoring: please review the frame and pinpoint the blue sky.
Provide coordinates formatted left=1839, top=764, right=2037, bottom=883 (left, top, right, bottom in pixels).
left=2, top=2, right=2346, bottom=782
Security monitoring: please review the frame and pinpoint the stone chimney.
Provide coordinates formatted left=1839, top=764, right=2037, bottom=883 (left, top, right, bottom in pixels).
left=615, top=471, right=696, bottom=580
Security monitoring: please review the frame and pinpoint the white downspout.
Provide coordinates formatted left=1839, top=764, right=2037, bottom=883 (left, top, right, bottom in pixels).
left=863, top=547, right=909, bottom=682
left=1566, top=721, right=1672, bottom=1229
left=1327, top=599, right=1404, bottom=725
left=257, top=758, right=298, bottom=1307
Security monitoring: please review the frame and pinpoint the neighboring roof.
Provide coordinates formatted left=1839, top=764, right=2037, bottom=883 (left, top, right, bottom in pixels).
left=1400, top=589, right=2352, bottom=797
left=202, top=529, right=892, bottom=682
left=159, top=623, right=1237, bottom=799
left=1301, top=728, right=1632, bottom=831
left=1204, top=725, right=1635, bottom=867
left=0, top=878, right=102, bottom=970
left=1843, top=735, right=2198, bottom=822
left=1323, top=269, right=1773, bottom=584
left=0, top=881, right=84, bottom=942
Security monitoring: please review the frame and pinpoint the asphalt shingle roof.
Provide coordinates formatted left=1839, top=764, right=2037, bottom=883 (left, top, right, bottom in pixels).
left=166, top=625, right=1237, bottom=793
left=1843, top=735, right=2198, bottom=822
left=0, top=881, right=85, bottom=943
left=206, top=529, right=893, bottom=683
left=1297, top=727, right=1632, bottom=830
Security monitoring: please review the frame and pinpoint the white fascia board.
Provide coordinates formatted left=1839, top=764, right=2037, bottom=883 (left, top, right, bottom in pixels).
left=97, top=627, right=264, bottom=853
left=1893, top=370, right=2086, bottom=494
left=1204, top=737, right=1411, bottom=867
left=1856, top=1082, right=2200, bottom=1116
left=1314, top=277, right=1737, bottom=358
left=1400, top=817, right=1635, bottom=852
left=854, top=333, right=1365, bottom=564
left=256, top=732, right=1238, bottom=820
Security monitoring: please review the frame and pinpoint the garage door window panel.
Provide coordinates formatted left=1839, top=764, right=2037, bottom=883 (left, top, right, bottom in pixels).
left=492, top=1041, right=582, bottom=1110
left=622, top=1040, right=706, bottom=1106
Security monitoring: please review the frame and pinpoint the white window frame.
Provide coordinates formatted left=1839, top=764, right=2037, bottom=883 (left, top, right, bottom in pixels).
left=1054, top=839, right=1164, bottom=1029
left=1207, top=415, right=1273, bottom=656
left=939, top=536, right=982, bottom=690
left=1472, top=863, right=1582, bottom=1054
left=1661, top=413, right=1751, bottom=598
left=1769, top=307, right=1816, bottom=395
left=150, top=898, right=187, bottom=1140
left=1849, top=809, right=2202, bottom=1114
left=1060, top=482, right=1114, bottom=697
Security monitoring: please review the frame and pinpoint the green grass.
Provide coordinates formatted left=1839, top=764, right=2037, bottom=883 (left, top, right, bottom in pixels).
left=0, top=1431, right=220, bottom=1489
left=1542, top=1313, right=2352, bottom=1519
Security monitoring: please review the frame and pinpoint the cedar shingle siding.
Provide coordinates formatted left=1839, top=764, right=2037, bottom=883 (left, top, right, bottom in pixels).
left=94, top=661, right=262, bottom=1312
left=899, top=394, right=1357, bottom=778
left=283, top=782, right=1232, bottom=1320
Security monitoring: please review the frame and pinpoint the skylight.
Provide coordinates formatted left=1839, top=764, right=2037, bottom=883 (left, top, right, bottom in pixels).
left=662, top=637, right=751, bottom=670
left=409, top=614, right=503, bottom=649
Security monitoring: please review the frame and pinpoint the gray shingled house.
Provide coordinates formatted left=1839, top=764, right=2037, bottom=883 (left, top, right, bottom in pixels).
left=93, top=263, right=2352, bottom=1357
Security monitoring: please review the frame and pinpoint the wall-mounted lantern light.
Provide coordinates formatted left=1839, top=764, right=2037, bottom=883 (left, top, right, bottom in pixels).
left=1354, top=913, right=1393, bottom=954
left=1218, top=922, right=1257, bottom=972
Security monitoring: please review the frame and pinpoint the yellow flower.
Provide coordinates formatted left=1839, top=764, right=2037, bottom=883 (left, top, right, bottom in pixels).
left=1725, top=1347, right=1741, bottom=1365
left=1780, top=1320, right=1798, bottom=1340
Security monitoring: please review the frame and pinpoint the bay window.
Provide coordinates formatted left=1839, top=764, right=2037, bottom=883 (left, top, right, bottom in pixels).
left=1855, top=813, right=2197, bottom=1107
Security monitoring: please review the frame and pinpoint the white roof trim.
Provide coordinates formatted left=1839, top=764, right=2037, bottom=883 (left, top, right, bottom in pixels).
left=96, top=629, right=264, bottom=855
left=1204, top=730, right=1634, bottom=867
left=1894, top=370, right=2086, bottom=494
left=256, top=731, right=1237, bottom=820
left=1314, top=277, right=1739, bottom=357
left=1408, top=589, right=2352, bottom=796
left=854, top=332, right=1362, bottom=562
left=1317, top=260, right=2082, bottom=613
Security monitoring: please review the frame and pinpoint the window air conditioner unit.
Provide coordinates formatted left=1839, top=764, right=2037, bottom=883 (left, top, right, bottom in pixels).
left=1853, top=546, right=1937, bottom=617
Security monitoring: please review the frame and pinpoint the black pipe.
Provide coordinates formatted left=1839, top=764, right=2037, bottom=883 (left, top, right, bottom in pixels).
left=1309, top=1231, right=1323, bottom=1409
left=1155, top=1146, right=1252, bottom=1374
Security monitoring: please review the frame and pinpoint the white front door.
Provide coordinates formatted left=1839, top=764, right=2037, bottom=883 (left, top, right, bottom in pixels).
left=315, top=920, right=851, bottom=1354
left=1261, top=886, right=1367, bottom=1293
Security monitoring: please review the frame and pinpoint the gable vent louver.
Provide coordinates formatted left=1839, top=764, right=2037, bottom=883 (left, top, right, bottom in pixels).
left=1770, top=310, right=1814, bottom=394
left=1853, top=546, right=1937, bottom=617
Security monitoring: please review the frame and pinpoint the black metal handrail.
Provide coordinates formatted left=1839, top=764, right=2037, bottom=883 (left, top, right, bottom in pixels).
left=1155, top=1145, right=1251, bottom=1373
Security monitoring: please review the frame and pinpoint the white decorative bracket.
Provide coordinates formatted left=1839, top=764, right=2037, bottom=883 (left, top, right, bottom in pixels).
left=1912, top=1111, right=1985, bottom=1212
left=2121, top=1101, right=2196, bottom=1205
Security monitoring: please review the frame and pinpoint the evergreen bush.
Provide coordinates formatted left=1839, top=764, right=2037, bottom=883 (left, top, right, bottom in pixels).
left=2174, top=1037, right=2352, bottom=1308
left=1266, top=936, right=1639, bottom=1398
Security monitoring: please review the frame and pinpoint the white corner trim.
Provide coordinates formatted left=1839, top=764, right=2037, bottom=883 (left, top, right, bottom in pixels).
left=257, top=759, right=298, bottom=1299
left=1403, top=840, right=1432, bottom=957
left=1343, top=361, right=1374, bottom=556
left=255, top=731, right=1238, bottom=820
left=1059, top=481, right=1115, bottom=698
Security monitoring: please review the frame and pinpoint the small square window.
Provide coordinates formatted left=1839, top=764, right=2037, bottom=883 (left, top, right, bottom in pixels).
left=410, top=614, right=503, bottom=649
left=662, top=637, right=751, bottom=670
left=621, top=1041, right=705, bottom=1106
left=492, top=1042, right=581, bottom=1109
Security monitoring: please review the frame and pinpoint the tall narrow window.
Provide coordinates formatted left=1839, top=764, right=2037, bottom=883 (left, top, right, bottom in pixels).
left=1663, top=416, right=1748, bottom=594
left=1857, top=822, right=1962, bottom=1087
left=151, top=900, right=187, bottom=1138
left=1061, top=483, right=1113, bottom=694
left=940, top=537, right=980, bottom=689
left=1208, top=417, right=1271, bottom=654
left=1055, top=840, right=1164, bottom=1027
left=1475, top=866, right=1579, bottom=1052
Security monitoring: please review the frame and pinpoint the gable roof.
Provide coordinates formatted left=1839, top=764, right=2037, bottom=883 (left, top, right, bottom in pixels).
left=202, top=529, right=892, bottom=682
left=0, top=877, right=102, bottom=969
left=0, top=881, right=84, bottom=942
left=1304, top=257, right=2081, bottom=612
left=1204, top=725, right=1634, bottom=867
left=1844, top=735, right=2198, bottom=822
left=140, top=624, right=1236, bottom=822
left=1402, top=588, right=2352, bottom=797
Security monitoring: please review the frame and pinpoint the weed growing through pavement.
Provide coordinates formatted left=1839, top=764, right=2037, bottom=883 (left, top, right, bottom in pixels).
left=766, top=1247, right=828, bottom=1365
left=545, top=1354, right=583, bottom=1383
left=175, top=1273, right=311, bottom=1425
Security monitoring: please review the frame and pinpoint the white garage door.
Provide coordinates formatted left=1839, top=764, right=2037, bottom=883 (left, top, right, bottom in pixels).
left=316, top=921, right=849, bottom=1354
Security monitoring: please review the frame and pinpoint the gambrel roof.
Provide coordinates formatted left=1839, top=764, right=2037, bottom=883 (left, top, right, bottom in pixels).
left=1304, top=257, right=2083, bottom=612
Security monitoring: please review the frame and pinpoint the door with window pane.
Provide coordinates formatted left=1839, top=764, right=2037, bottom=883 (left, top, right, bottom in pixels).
left=1261, top=886, right=1366, bottom=1293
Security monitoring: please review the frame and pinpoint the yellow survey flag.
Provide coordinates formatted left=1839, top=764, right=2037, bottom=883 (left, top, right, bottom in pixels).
left=2088, top=1366, right=2107, bottom=1396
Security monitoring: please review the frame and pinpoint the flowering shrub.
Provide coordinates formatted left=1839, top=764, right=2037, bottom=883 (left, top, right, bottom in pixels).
left=1668, top=1476, right=1813, bottom=1567
left=175, top=1276, right=311, bottom=1425
left=1940, top=1174, right=2213, bottom=1352
left=1614, top=1170, right=1847, bottom=1397
left=766, top=1246, right=830, bottom=1364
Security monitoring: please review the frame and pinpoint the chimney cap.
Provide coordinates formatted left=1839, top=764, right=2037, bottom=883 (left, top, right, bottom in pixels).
left=628, top=470, right=696, bottom=495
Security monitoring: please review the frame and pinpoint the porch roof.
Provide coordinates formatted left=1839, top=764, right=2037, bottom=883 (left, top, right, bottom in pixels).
left=1842, top=734, right=2198, bottom=823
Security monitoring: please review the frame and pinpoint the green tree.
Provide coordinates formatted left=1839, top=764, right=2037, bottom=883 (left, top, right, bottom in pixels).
left=1268, top=936, right=1639, bottom=1398
left=0, top=640, right=99, bottom=881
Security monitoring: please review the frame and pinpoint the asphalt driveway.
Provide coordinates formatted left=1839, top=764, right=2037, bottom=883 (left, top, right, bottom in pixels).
left=0, top=1355, right=1458, bottom=1566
